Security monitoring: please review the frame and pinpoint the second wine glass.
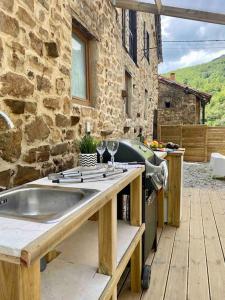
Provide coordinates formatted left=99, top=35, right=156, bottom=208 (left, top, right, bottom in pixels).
left=106, top=140, right=119, bottom=167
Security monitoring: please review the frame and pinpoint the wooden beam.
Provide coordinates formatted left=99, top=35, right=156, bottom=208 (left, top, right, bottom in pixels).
left=157, top=188, right=164, bottom=228
left=0, top=260, right=40, bottom=300
left=130, top=174, right=142, bottom=293
left=112, top=0, right=225, bottom=25
left=155, top=0, right=162, bottom=14
left=98, top=197, right=117, bottom=276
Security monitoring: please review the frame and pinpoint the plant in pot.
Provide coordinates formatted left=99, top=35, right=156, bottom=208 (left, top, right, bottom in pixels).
left=78, top=134, right=98, bottom=167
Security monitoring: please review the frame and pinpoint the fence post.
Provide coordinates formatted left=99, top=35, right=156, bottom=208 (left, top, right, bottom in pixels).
left=205, top=126, right=208, bottom=162
left=180, top=125, right=183, bottom=148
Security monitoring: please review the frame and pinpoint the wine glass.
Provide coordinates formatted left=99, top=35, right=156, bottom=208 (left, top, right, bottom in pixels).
left=96, top=140, right=106, bottom=166
left=106, top=140, right=119, bottom=168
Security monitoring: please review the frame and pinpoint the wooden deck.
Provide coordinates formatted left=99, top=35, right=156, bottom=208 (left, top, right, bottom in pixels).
left=119, top=188, right=225, bottom=300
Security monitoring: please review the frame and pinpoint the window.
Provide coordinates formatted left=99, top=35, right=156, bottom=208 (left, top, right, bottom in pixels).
left=72, top=29, right=90, bottom=105
left=143, top=22, right=150, bottom=62
left=129, top=10, right=137, bottom=64
left=125, top=71, right=132, bottom=117
left=122, top=9, right=126, bottom=47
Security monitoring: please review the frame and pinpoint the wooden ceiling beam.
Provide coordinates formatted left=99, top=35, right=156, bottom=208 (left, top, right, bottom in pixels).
left=112, top=0, right=225, bottom=25
left=155, top=0, right=162, bottom=14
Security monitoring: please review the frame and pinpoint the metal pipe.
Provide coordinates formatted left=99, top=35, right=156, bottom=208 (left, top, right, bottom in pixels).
left=0, top=111, right=14, bottom=129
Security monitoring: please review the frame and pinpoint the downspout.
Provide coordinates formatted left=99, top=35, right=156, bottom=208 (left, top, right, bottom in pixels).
left=201, top=100, right=206, bottom=124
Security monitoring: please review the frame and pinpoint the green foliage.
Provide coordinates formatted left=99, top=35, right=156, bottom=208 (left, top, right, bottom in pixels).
left=163, top=55, right=225, bottom=126
left=78, top=134, right=97, bottom=154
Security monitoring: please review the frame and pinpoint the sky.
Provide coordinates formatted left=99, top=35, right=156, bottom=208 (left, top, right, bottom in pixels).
left=156, top=1, right=225, bottom=74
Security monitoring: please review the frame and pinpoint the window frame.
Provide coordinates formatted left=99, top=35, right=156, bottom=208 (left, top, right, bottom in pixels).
left=143, top=22, right=150, bottom=63
left=128, top=10, right=137, bottom=64
left=72, top=27, right=91, bottom=107
left=122, top=9, right=126, bottom=48
left=125, top=70, right=132, bottom=118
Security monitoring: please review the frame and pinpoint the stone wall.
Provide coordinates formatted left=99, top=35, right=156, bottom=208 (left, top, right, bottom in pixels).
left=158, top=81, right=200, bottom=134
left=0, top=0, right=159, bottom=187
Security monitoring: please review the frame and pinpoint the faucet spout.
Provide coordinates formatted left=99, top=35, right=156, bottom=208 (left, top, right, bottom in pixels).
left=0, top=111, right=14, bottom=129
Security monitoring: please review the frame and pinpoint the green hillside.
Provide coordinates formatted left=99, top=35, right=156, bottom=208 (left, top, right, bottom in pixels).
left=164, top=55, right=225, bottom=126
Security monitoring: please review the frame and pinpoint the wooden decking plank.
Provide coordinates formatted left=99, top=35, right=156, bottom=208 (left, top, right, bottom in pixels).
left=188, top=189, right=210, bottom=300
left=142, top=226, right=176, bottom=300
left=210, top=190, right=225, bottom=215
left=200, top=189, right=225, bottom=300
left=209, top=190, right=225, bottom=258
left=163, top=189, right=190, bottom=300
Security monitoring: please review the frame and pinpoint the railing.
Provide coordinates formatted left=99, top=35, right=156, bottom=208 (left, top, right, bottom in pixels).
left=159, top=125, right=225, bottom=162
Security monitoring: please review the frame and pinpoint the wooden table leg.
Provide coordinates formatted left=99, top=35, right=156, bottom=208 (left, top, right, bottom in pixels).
left=98, top=196, right=117, bottom=276
left=157, top=188, right=164, bottom=228
left=0, top=260, right=40, bottom=300
left=167, top=153, right=183, bottom=227
left=130, top=175, right=142, bottom=293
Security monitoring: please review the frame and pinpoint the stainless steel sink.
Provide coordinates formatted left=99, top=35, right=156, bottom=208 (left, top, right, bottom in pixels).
left=0, top=185, right=99, bottom=223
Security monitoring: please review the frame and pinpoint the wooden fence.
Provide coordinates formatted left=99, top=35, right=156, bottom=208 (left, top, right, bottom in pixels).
left=159, top=125, right=225, bottom=162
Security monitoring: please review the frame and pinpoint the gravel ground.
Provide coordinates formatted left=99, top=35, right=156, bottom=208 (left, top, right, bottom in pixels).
left=183, top=162, right=225, bottom=190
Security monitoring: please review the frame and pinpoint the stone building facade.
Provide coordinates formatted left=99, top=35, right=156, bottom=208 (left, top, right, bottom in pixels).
left=0, top=0, right=160, bottom=187
left=157, top=74, right=211, bottom=135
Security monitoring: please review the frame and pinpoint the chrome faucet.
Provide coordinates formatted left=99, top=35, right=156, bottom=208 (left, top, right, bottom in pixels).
left=0, top=111, right=14, bottom=129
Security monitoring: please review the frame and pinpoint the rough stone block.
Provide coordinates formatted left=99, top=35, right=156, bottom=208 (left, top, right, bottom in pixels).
left=0, top=130, right=22, bottom=162
left=56, top=78, right=65, bottom=95
left=0, top=11, right=19, bottom=37
left=11, top=42, right=25, bottom=55
left=45, top=42, right=60, bottom=58
left=25, top=116, right=50, bottom=142
left=51, top=142, right=69, bottom=156
left=0, top=169, right=11, bottom=188
left=0, top=0, right=14, bottom=12
left=17, top=7, right=35, bottom=28
left=0, top=72, right=34, bottom=97
left=36, top=75, right=51, bottom=92
left=71, top=116, right=80, bottom=126
left=55, top=114, right=70, bottom=127
left=59, top=65, right=70, bottom=76
left=23, top=145, right=50, bottom=163
left=4, top=99, right=26, bottom=114
left=43, top=97, right=60, bottom=110
left=41, top=162, right=56, bottom=177
left=29, top=32, right=43, bottom=56
left=14, top=165, right=40, bottom=186
left=25, top=102, right=37, bottom=114
left=65, top=129, right=75, bottom=140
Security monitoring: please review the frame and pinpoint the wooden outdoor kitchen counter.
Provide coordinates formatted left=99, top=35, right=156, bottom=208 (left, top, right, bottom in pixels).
left=0, top=166, right=144, bottom=265
left=0, top=166, right=145, bottom=300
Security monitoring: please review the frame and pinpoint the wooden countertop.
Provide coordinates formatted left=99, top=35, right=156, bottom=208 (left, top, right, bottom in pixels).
left=166, top=148, right=185, bottom=157
left=0, top=166, right=145, bottom=266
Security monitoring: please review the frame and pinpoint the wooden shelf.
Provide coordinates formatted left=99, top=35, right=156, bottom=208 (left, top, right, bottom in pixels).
left=42, top=220, right=140, bottom=300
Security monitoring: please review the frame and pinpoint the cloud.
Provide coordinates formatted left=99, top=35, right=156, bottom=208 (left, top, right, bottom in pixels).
left=160, top=15, right=225, bottom=73
left=161, top=17, right=172, bottom=38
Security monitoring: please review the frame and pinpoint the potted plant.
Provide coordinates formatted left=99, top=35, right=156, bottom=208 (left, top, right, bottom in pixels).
left=78, top=134, right=98, bottom=167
